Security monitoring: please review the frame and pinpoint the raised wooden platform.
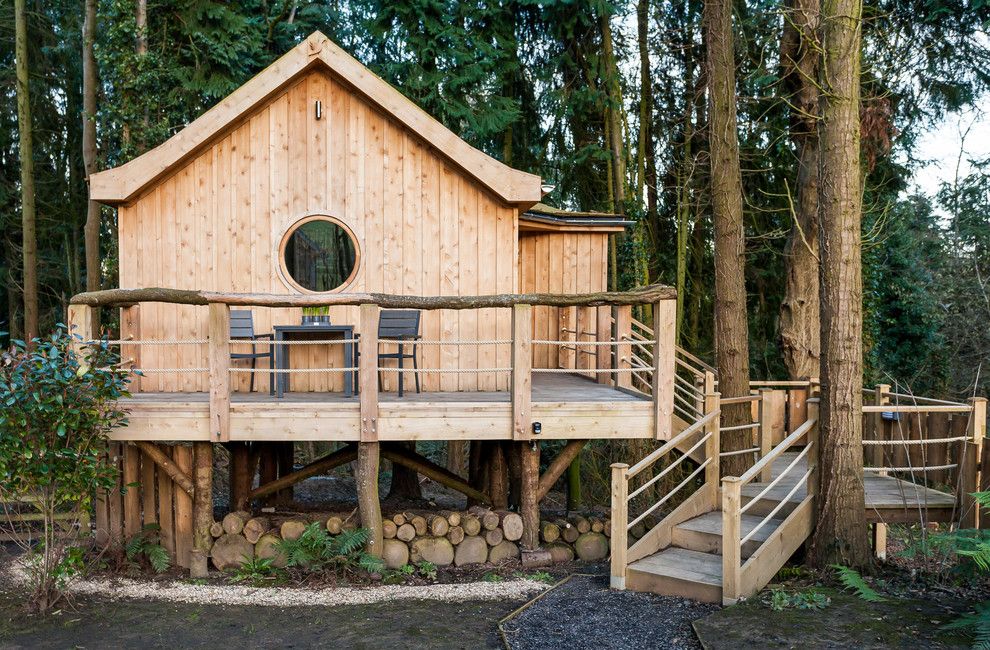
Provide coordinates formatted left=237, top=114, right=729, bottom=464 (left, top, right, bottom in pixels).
left=740, top=452, right=957, bottom=523
left=113, top=373, right=655, bottom=442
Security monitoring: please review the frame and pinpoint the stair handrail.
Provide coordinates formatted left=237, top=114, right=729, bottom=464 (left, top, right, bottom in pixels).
left=610, top=392, right=721, bottom=589
left=721, top=398, right=819, bottom=605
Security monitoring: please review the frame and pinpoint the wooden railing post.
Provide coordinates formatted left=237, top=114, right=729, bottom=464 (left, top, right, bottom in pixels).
left=359, top=303, right=380, bottom=443
left=872, top=384, right=890, bottom=559
left=970, top=397, right=987, bottom=529
left=960, top=441, right=979, bottom=529
left=610, top=462, right=629, bottom=589
left=512, top=303, right=533, bottom=441
left=67, top=303, right=96, bottom=358
left=705, top=392, right=721, bottom=500
left=721, top=476, right=742, bottom=605
left=207, top=303, right=230, bottom=443
left=615, top=305, right=632, bottom=390
left=357, top=303, right=383, bottom=556
left=759, top=388, right=773, bottom=482
left=806, top=398, right=820, bottom=498
left=651, top=300, right=675, bottom=440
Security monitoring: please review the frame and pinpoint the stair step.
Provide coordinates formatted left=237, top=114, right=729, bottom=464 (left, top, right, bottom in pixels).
left=626, top=548, right=723, bottom=603
left=672, top=511, right=783, bottom=558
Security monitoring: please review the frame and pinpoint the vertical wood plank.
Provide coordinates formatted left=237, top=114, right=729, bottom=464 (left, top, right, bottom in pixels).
left=596, top=306, right=612, bottom=385
left=107, top=443, right=124, bottom=548
left=157, top=445, right=175, bottom=560
left=140, top=448, right=157, bottom=527
left=615, top=305, right=633, bottom=389
left=123, top=444, right=141, bottom=539
left=721, top=477, right=742, bottom=604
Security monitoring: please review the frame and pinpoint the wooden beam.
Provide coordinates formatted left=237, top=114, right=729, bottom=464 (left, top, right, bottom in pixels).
left=207, top=303, right=231, bottom=442
left=190, top=441, right=213, bottom=578
left=652, top=299, right=675, bottom=439
left=132, top=441, right=194, bottom=496
left=357, top=442, right=383, bottom=558
left=536, top=440, right=588, bottom=502
left=511, top=304, right=532, bottom=441
left=359, top=303, right=379, bottom=442
left=382, top=444, right=491, bottom=505
left=249, top=444, right=358, bottom=500
left=70, top=284, right=678, bottom=309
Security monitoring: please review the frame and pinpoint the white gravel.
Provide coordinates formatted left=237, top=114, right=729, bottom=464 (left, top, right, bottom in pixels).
left=5, top=563, right=547, bottom=607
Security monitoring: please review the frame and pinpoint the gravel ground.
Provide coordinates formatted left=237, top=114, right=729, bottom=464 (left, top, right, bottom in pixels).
left=501, top=574, right=718, bottom=650
left=4, top=562, right=546, bottom=607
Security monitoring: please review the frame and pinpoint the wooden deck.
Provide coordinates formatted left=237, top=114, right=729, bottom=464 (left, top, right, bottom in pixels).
left=114, top=373, right=655, bottom=442
left=741, top=451, right=957, bottom=523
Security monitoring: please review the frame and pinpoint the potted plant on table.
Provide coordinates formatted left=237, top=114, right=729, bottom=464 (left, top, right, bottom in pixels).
left=301, top=306, right=331, bottom=325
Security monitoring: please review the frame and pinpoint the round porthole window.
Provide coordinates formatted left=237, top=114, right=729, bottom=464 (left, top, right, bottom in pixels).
left=279, top=216, right=359, bottom=293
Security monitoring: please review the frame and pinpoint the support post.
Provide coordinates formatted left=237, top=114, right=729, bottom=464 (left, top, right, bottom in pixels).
left=67, top=303, right=96, bottom=357
left=512, top=304, right=532, bottom=440
left=759, top=388, right=773, bottom=482
left=609, top=462, right=629, bottom=589
left=614, top=305, right=632, bottom=389
left=190, top=441, right=213, bottom=578
left=360, top=303, right=380, bottom=442
left=229, top=443, right=251, bottom=511
left=973, top=397, right=989, bottom=529
left=704, top=392, right=721, bottom=499
left=961, top=441, right=979, bottom=529
left=807, top=398, right=820, bottom=497
left=873, top=384, right=890, bottom=559
left=651, top=300, right=675, bottom=439
left=721, top=476, right=742, bottom=605
left=208, top=303, right=231, bottom=443
left=519, top=441, right=540, bottom=550
left=357, top=442, right=383, bottom=557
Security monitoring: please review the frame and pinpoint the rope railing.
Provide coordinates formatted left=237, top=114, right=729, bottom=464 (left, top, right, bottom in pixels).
left=740, top=466, right=813, bottom=545
left=627, top=458, right=712, bottom=531
left=864, top=463, right=958, bottom=473
left=739, top=442, right=814, bottom=515
left=627, top=431, right=713, bottom=502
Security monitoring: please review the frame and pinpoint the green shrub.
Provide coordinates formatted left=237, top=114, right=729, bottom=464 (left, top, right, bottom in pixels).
left=275, top=522, right=385, bottom=574
left=0, top=328, right=130, bottom=612
left=125, top=524, right=171, bottom=574
left=765, top=588, right=831, bottom=611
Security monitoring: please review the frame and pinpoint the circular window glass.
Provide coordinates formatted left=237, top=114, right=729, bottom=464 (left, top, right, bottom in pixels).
left=282, top=217, right=357, bottom=292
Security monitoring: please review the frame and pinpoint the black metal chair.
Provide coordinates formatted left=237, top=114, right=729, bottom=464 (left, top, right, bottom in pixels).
left=229, top=310, right=274, bottom=394
left=354, top=310, right=422, bottom=397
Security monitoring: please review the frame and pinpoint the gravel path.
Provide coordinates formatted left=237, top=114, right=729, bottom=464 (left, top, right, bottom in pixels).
left=501, top=574, right=718, bottom=650
left=4, top=563, right=546, bottom=607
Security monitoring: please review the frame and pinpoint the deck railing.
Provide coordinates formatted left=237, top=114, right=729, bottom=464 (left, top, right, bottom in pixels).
left=720, top=399, right=819, bottom=605
left=67, top=286, right=678, bottom=443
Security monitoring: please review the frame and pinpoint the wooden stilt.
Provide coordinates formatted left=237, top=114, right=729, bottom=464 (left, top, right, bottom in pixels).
left=357, top=442, right=383, bottom=558
left=520, top=441, right=540, bottom=550
left=258, top=442, right=278, bottom=506
left=230, top=442, right=251, bottom=511
left=447, top=440, right=465, bottom=476
left=190, top=441, right=213, bottom=578
left=489, top=442, right=508, bottom=509
left=276, top=442, right=294, bottom=506
left=507, top=443, right=522, bottom=509
left=388, top=442, right=422, bottom=499
left=468, top=441, right=483, bottom=507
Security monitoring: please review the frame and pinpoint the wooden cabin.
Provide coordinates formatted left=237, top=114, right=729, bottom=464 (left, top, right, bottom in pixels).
left=72, top=31, right=678, bottom=575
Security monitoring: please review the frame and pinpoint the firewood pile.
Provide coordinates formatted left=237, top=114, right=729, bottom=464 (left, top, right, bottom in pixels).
left=207, top=506, right=613, bottom=571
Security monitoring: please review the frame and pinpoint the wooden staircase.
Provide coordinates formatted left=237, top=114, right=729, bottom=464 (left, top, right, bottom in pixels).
left=611, top=396, right=820, bottom=605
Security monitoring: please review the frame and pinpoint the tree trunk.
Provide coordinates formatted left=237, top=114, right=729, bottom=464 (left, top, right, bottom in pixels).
left=705, top=0, right=751, bottom=475
left=15, top=0, right=38, bottom=341
left=779, top=0, right=821, bottom=380
left=810, top=0, right=871, bottom=569
left=82, top=0, right=101, bottom=296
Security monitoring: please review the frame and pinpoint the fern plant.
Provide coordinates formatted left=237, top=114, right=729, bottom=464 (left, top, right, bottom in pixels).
left=230, top=556, right=284, bottom=585
left=944, top=602, right=990, bottom=650
left=832, top=565, right=885, bottom=602
left=125, top=524, right=171, bottom=574
left=275, top=523, right=385, bottom=574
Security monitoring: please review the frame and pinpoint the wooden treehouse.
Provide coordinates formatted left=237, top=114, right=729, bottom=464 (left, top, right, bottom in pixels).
left=71, top=32, right=987, bottom=596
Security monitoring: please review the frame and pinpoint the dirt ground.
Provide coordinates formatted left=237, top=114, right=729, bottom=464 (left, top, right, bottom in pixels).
left=0, top=588, right=522, bottom=649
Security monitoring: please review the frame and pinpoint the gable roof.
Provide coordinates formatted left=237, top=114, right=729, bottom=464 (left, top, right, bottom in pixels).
left=89, top=32, right=543, bottom=208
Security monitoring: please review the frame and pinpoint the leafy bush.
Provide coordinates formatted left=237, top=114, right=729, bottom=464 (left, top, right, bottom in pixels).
left=125, top=524, right=171, bottom=574
left=275, top=523, right=385, bottom=574
left=0, top=328, right=130, bottom=612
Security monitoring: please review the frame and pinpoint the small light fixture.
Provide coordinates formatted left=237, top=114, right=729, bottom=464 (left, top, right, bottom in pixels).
left=540, top=184, right=555, bottom=195
left=315, top=100, right=322, bottom=120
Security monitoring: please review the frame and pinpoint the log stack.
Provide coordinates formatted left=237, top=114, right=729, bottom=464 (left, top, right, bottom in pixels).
left=206, top=507, right=612, bottom=572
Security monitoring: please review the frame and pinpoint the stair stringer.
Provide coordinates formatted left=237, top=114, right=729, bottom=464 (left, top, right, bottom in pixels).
left=671, top=413, right=707, bottom=464
left=724, top=494, right=815, bottom=605
left=627, top=483, right=717, bottom=565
